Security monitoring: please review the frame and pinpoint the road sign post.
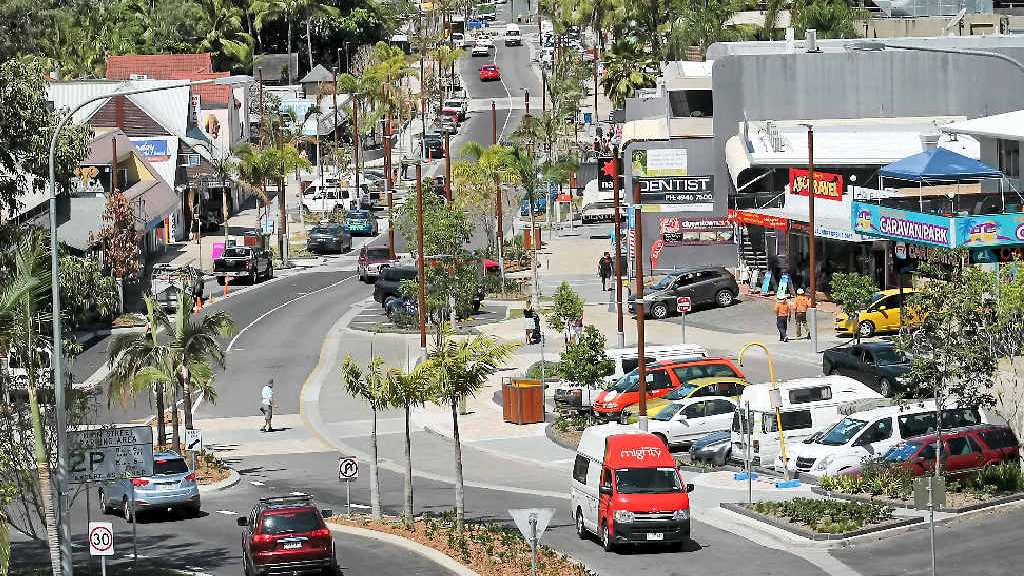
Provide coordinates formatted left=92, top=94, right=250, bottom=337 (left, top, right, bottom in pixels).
left=69, top=426, right=154, bottom=484
left=89, top=521, right=114, bottom=576
left=185, top=429, right=203, bottom=470
left=508, top=508, right=555, bottom=576
left=676, top=297, right=692, bottom=344
left=338, top=457, right=358, bottom=516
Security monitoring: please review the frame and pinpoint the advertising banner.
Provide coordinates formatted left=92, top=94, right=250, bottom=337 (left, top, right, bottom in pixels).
left=956, top=214, right=1024, bottom=248
left=631, top=149, right=687, bottom=177
left=132, top=139, right=170, bottom=162
left=638, top=176, right=714, bottom=210
left=852, top=202, right=955, bottom=248
left=658, top=217, right=733, bottom=246
left=789, top=168, right=843, bottom=201
left=727, top=209, right=789, bottom=231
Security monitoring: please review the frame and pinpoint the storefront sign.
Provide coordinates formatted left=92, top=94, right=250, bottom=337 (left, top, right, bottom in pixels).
left=598, top=156, right=616, bottom=192
left=631, top=149, right=687, bottom=177
left=132, top=139, right=170, bottom=162
left=957, top=214, right=1024, bottom=248
left=638, top=176, right=714, bottom=210
left=789, top=168, right=843, bottom=200
left=852, top=202, right=955, bottom=248
left=658, top=217, right=733, bottom=246
left=728, top=209, right=788, bottom=231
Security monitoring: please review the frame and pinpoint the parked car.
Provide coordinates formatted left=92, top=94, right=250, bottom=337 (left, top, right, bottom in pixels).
left=437, top=116, right=459, bottom=135
left=781, top=401, right=988, bottom=477
left=343, top=210, right=378, bottom=236
left=689, top=430, right=733, bottom=467
left=643, top=396, right=738, bottom=449
left=834, top=288, right=921, bottom=338
left=620, top=374, right=748, bottom=424
left=571, top=426, right=693, bottom=552
left=237, top=494, right=338, bottom=576
left=384, top=295, right=418, bottom=320
left=441, top=99, right=468, bottom=121
left=301, top=186, right=356, bottom=213
left=374, top=266, right=419, bottom=303
left=822, top=341, right=910, bottom=397
left=214, top=246, right=273, bottom=285
left=305, top=223, right=352, bottom=254
left=850, top=424, right=1020, bottom=479
left=627, top=267, right=739, bottom=318
left=357, top=245, right=400, bottom=282
left=421, top=133, right=445, bottom=159
left=479, top=64, right=501, bottom=81
left=98, top=452, right=200, bottom=521
left=450, top=32, right=466, bottom=48
left=592, top=357, right=744, bottom=423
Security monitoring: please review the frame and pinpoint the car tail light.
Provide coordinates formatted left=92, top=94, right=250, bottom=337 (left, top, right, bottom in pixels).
left=131, top=478, right=149, bottom=487
left=184, top=472, right=197, bottom=482
left=251, top=534, right=276, bottom=553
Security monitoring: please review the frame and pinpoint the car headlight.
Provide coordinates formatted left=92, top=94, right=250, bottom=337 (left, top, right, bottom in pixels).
left=814, top=455, right=833, bottom=471
left=613, top=510, right=634, bottom=524
left=672, top=509, right=690, bottom=521
left=600, top=403, right=618, bottom=410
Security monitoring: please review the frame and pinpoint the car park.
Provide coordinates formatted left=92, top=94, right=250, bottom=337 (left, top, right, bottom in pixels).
left=357, top=245, right=400, bottom=282
left=834, top=288, right=921, bottom=338
left=571, top=426, right=693, bottom=552
left=822, top=340, right=911, bottom=397
left=479, top=64, right=501, bottom=81
left=851, top=424, right=1020, bottom=479
left=628, top=267, right=739, bottom=318
left=642, top=396, right=738, bottom=448
left=343, top=210, right=378, bottom=236
left=305, top=223, right=352, bottom=254
left=98, top=452, right=200, bottom=521
left=237, top=494, right=338, bottom=576
left=689, top=430, right=733, bottom=466
left=782, top=401, right=988, bottom=477
left=620, top=374, right=748, bottom=424
left=730, top=376, right=884, bottom=469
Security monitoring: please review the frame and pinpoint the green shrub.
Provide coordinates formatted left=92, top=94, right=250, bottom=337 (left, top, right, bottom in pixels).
left=750, top=497, right=893, bottom=534
left=820, top=473, right=865, bottom=494
left=820, top=458, right=912, bottom=499
left=555, top=412, right=589, bottom=433
left=958, top=461, right=1024, bottom=494
left=525, top=360, right=561, bottom=381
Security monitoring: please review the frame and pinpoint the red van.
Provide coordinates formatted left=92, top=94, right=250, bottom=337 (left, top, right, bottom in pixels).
left=570, top=425, right=694, bottom=551
left=592, top=357, right=744, bottom=422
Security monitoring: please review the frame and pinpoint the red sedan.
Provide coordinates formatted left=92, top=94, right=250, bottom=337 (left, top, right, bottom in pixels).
left=479, top=65, right=501, bottom=81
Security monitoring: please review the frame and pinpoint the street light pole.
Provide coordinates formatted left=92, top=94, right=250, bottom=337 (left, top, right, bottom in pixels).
left=613, top=155, right=624, bottom=348
left=633, top=181, right=647, bottom=432
left=416, top=162, right=427, bottom=351
left=804, top=124, right=818, bottom=353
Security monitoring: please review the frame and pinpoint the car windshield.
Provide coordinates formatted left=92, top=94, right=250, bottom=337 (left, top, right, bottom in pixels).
left=615, top=468, right=682, bottom=494
left=611, top=371, right=639, bottom=393
left=221, top=248, right=250, bottom=258
left=348, top=211, right=369, bottom=219
left=260, top=510, right=323, bottom=535
left=310, top=226, right=340, bottom=234
left=153, top=458, right=188, bottom=475
left=365, top=248, right=390, bottom=260
left=665, top=386, right=697, bottom=400
left=867, top=292, right=885, bottom=308
left=654, top=404, right=683, bottom=421
left=444, top=100, right=461, bottom=107
left=650, top=275, right=678, bottom=291
left=884, top=442, right=921, bottom=462
left=818, top=418, right=869, bottom=446
left=871, top=346, right=906, bottom=365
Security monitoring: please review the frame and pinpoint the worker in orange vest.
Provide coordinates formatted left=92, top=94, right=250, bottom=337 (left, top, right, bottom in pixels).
left=793, top=288, right=812, bottom=339
left=774, top=293, right=792, bottom=342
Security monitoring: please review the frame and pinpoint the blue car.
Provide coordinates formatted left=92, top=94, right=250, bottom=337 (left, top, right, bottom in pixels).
left=343, top=210, right=379, bottom=236
left=98, top=452, right=200, bottom=521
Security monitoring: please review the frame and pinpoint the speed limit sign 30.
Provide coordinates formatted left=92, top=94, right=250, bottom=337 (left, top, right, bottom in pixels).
left=89, top=522, right=114, bottom=556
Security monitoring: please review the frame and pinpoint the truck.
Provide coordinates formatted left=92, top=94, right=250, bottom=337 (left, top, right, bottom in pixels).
left=213, top=246, right=274, bottom=285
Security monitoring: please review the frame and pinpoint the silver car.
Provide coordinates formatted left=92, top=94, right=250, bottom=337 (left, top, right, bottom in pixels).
left=98, top=452, right=201, bottom=522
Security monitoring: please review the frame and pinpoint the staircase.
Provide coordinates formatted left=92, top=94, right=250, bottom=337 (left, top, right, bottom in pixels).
left=738, top=228, right=768, bottom=276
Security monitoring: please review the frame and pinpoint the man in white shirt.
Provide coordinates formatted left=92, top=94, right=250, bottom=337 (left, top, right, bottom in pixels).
left=260, top=379, right=274, bottom=432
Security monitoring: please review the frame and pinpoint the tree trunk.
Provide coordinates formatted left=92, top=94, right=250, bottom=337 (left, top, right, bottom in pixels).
left=28, top=375, right=60, bottom=576
left=278, top=177, right=288, bottom=267
left=403, top=404, right=414, bottom=527
left=306, top=18, right=314, bottom=72
left=155, top=383, right=167, bottom=449
left=451, top=399, right=464, bottom=533
left=171, top=383, right=181, bottom=453
left=370, top=408, right=382, bottom=520
left=182, top=366, right=194, bottom=430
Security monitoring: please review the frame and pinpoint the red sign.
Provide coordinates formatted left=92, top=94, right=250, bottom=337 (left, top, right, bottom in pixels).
left=789, top=168, right=843, bottom=201
left=676, top=297, right=692, bottom=313
left=728, top=209, right=789, bottom=231
left=557, top=193, right=573, bottom=202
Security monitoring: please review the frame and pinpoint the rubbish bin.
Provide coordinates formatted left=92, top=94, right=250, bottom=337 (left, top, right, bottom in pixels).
left=502, top=378, right=544, bottom=425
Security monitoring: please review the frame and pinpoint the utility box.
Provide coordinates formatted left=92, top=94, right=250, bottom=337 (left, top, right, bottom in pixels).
left=502, top=378, right=544, bottom=425
left=523, top=227, right=542, bottom=251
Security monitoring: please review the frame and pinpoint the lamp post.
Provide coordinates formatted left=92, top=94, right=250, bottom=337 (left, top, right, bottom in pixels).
left=737, top=342, right=789, bottom=480
left=46, top=75, right=249, bottom=576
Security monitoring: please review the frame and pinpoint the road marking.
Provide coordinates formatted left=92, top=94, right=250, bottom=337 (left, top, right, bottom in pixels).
left=349, top=504, right=371, bottom=509
left=491, top=36, right=515, bottom=140
left=216, top=510, right=238, bottom=515
left=249, top=481, right=265, bottom=486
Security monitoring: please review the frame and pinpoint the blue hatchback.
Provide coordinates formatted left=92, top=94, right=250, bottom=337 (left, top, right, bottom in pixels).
left=344, top=210, right=378, bottom=236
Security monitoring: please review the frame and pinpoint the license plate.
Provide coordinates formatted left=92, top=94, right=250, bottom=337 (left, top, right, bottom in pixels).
left=646, top=533, right=664, bottom=541
left=282, top=542, right=302, bottom=550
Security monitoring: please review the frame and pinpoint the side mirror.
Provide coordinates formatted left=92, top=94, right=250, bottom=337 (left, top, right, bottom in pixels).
left=877, top=306, right=887, bottom=311
left=599, top=484, right=613, bottom=496
left=321, top=508, right=333, bottom=518
left=236, top=517, right=248, bottom=527
left=686, top=483, right=695, bottom=493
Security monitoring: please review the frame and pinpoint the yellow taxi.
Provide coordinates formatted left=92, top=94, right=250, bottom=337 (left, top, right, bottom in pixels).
left=834, top=288, right=921, bottom=338
left=620, top=376, right=749, bottom=424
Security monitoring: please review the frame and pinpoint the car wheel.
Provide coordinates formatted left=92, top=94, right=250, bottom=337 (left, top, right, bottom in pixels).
left=217, top=276, right=225, bottom=286
left=716, top=289, right=734, bottom=308
left=123, top=498, right=134, bottom=524
left=601, top=521, right=614, bottom=552
left=858, top=320, right=876, bottom=338
left=827, top=366, right=840, bottom=376
left=654, top=433, right=669, bottom=447
left=98, top=489, right=112, bottom=514
left=878, top=377, right=894, bottom=397
left=575, top=509, right=587, bottom=539
left=650, top=302, right=669, bottom=319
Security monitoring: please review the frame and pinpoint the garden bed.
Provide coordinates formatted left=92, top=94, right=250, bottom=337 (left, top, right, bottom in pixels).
left=193, top=451, right=232, bottom=485
left=811, top=486, right=1024, bottom=513
left=328, top=513, right=593, bottom=576
left=722, top=499, right=922, bottom=541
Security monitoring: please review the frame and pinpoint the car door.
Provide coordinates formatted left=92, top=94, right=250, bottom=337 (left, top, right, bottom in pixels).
left=673, top=400, right=707, bottom=443
left=838, top=346, right=862, bottom=379
left=873, top=295, right=900, bottom=332
left=597, top=467, right=613, bottom=526
left=705, top=399, right=738, bottom=434
left=692, top=271, right=718, bottom=304
left=944, top=436, right=984, bottom=477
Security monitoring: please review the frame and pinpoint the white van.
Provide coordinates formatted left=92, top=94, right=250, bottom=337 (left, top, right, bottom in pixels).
left=301, top=185, right=355, bottom=213
left=730, top=376, right=883, bottom=469
left=504, top=24, right=522, bottom=46
left=553, top=344, right=707, bottom=412
left=779, top=400, right=990, bottom=477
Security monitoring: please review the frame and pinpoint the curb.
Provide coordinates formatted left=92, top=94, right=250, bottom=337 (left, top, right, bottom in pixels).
left=327, top=523, right=479, bottom=576
left=544, top=423, right=578, bottom=451
left=199, top=468, right=240, bottom=493
left=719, top=502, right=923, bottom=542
left=810, top=485, right=1024, bottom=515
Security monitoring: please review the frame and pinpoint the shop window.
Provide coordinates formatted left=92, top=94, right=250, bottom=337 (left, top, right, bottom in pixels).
left=998, top=139, right=1020, bottom=179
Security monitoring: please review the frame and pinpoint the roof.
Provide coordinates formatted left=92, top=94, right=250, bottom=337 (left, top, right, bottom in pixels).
left=707, top=34, right=1024, bottom=59
left=48, top=80, right=192, bottom=136
left=124, top=179, right=179, bottom=230
left=880, top=147, right=1002, bottom=181
left=943, top=110, right=1024, bottom=141
left=106, top=53, right=213, bottom=79
left=844, top=400, right=937, bottom=422
left=577, top=423, right=666, bottom=462
left=300, top=64, right=335, bottom=84
left=739, top=376, right=882, bottom=408
left=604, top=344, right=707, bottom=360
left=83, top=131, right=136, bottom=165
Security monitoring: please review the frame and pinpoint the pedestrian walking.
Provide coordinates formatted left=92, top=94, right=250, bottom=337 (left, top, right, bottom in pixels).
left=260, top=379, right=275, bottom=432
left=598, top=252, right=613, bottom=291
left=793, top=288, right=811, bottom=339
left=774, top=294, right=791, bottom=342
left=523, top=300, right=535, bottom=344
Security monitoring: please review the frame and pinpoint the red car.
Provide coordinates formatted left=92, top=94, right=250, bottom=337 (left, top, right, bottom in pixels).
left=238, top=494, right=338, bottom=576
left=479, top=64, right=501, bottom=81
left=868, top=424, right=1019, bottom=478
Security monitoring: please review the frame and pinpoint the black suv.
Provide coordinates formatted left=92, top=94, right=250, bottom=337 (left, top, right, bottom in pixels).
left=374, top=265, right=419, bottom=304
left=629, top=266, right=738, bottom=319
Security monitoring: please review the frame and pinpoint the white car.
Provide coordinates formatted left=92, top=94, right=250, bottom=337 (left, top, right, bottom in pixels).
left=472, top=44, right=491, bottom=57
left=645, top=396, right=738, bottom=448
left=451, top=32, right=466, bottom=48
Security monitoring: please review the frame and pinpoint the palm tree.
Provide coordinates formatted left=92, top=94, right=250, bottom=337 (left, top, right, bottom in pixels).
left=600, top=39, right=658, bottom=109
left=196, top=0, right=254, bottom=71
left=267, top=142, right=311, bottom=266
left=253, top=0, right=339, bottom=81
left=419, top=334, right=517, bottom=532
left=664, top=0, right=747, bottom=61
left=393, top=366, right=436, bottom=526
left=793, top=0, right=863, bottom=39
left=340, top=355, right=400, bottom=520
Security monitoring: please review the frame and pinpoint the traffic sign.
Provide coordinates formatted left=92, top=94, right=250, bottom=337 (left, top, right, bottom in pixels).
left=89, top=522, right=114, bottom=556
left=185, top=429, right=203, bottom=452
left=338, top=457, right=358, bottom=482
left=676, top=297, right=692, bottom=314
left=69, top=426, right=154, bottom=484
left=508, top=508, right=555, bottom=544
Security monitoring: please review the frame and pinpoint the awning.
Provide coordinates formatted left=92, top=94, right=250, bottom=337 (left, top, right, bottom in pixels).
left=880, top=147, right=1002, bottom=181
left=726, top=135, right=752, bottom=187
left=943, top=110, right=1024, bottom=141
left=124, top=179, right=179, bottom=231
left=730, top=189, right=874, bottom=243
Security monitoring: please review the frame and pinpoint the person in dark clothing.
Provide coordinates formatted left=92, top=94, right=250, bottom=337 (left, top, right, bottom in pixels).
left=598, top=252, right=613, bottom=291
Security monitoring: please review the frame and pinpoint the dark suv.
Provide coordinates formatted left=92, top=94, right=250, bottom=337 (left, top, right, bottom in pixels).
left=238, top=495, right=337, bottom=576
left=629, top=266, right=738, bottom=319
left=374, top=265, right=419, bottom=304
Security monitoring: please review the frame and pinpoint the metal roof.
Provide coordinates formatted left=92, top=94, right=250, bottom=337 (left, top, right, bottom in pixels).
left=943, top=109, right=1024, bottom=141
left=47, top=80, right=192, bottom=136
left=300, top=64, right=335, bottom=84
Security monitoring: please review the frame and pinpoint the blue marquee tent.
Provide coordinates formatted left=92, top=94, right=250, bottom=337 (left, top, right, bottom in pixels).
left=880, top=147, right=1002, bottom=181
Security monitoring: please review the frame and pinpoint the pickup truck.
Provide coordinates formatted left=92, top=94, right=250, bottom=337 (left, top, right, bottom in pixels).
left=213, top=246, right=273, bottom=285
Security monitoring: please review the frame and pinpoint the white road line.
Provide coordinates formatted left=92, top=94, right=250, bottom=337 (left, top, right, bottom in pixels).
left=249, top=481, right=265, bottom=486
left=349, top=504, right=371, bottom=509
left=492, top=36, right=515, bottom=140
left=216, top=510, right=238, bottom=515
